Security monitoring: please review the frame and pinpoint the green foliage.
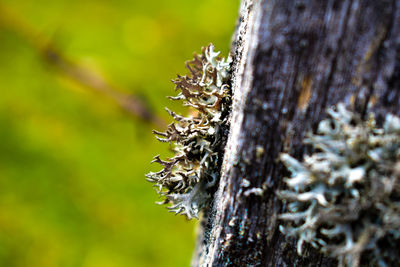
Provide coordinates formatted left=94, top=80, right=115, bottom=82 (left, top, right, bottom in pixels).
left=0, top=0, right=239, bottom=266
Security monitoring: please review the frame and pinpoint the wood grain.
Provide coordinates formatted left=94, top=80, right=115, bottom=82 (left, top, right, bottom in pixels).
left=194, top=0, right=400, bottom=266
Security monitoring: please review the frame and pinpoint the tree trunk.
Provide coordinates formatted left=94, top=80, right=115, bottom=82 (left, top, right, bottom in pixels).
left=193, top=0, right=400, bottom=266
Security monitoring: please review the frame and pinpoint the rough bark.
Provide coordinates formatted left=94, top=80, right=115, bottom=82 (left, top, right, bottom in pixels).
left=193, top=0, right=400, bottom=266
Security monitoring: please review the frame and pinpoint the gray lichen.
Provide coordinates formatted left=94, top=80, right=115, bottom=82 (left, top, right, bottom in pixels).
left=146, top=44, right=232, bottom=220
left=278, top=103, right=400, bottom=267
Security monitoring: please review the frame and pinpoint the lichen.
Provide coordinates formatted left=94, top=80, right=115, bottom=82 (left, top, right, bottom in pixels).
left=278, top=103, right=400, bottom=266
left=146, top=44, right=232, bottom=220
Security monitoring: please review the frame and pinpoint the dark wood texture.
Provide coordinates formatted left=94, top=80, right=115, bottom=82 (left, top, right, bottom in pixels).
left=194, top=0, right=400, bottom=266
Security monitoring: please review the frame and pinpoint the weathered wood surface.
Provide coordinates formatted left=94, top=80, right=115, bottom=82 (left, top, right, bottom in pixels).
left=194, top=0, right=400, bottom=266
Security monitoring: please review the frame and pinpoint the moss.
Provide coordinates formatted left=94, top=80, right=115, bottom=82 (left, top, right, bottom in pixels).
left=278, top=103, right=400, bottom=266
left=146, top=44, right=232, bottom=219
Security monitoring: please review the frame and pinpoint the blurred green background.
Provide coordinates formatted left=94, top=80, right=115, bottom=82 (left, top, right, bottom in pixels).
left=0, top=0, right=239, bottom=266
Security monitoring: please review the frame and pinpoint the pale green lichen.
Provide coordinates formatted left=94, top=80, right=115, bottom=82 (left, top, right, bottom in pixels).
left=146, top=44, right=232, bottom=220
left=278, top=103, right=400, bottom=267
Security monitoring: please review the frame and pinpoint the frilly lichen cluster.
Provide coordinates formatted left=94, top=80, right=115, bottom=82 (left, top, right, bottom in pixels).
left=279, top=103, right=400, bottom=267
left=146, top=44, right=232, bottom=220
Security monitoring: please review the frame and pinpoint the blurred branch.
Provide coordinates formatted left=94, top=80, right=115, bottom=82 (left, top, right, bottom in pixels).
left=0, top=3, right=166, bottom=128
